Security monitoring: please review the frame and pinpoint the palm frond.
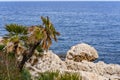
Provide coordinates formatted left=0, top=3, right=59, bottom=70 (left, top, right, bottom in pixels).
left=39, top=16, right=60, bottom=50
left=41, top=16, right=47, bottom=25
left=9, top=35, right=19, bottom=43
left=5, top=24, right=28, bottom=35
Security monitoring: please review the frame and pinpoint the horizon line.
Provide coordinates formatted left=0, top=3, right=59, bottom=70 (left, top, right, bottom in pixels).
left=0, top=0, right=120, bottom=2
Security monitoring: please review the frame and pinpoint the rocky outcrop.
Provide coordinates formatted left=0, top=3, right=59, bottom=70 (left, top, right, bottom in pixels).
left=65, top=60, right=120, bottom=80
left=24, top=42, right=120, bottom=80
left=25, top=50, right=120, bottom=80
left=66, top=43, right=98, bottom=62
left=1, top=35, right=119, bottom=79
left=65, top=43, right=120, bottom=80
left=25, top=50, right=67, bottom=78
left=1, top=40, right=117, bottom=80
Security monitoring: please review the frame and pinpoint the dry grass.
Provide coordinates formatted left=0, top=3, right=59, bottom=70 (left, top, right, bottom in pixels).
left=0, top=51, right=31, bottom=80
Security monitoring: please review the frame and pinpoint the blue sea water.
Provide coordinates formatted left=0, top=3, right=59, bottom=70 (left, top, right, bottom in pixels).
left=0, top=1, right=120, bottom=64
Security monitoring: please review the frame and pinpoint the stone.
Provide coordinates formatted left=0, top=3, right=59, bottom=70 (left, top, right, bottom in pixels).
left=80, top=71, right=109, bottom=80
left=65, top=60, right=120, bottom=80
left=66, top=43, right=99, bottom=62
left=0, top=37, right=4, bottom=45
left=24, top=49, right=120, bottom=80
left=22, top=43, right=120, bottom=80
left=25, top=50, right=67, bottom=78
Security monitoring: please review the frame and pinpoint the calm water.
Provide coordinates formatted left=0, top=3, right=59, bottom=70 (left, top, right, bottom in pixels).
left=0, top=1, right=120, bottom=64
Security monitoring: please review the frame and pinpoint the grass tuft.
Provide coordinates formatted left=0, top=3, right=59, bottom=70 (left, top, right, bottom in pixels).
left=38, top=71, right=81, bottom=80
left=0, top=51, right=31, bottom=80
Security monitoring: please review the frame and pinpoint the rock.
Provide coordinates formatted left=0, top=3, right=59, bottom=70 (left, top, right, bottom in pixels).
left=25, top=50, right=67, bottom=78
left=66, top=43, right=98, bottom=62
left=0, top=37, right=4, bottom=45
left=80, top=71, right=109, bottom=80
left=23, top=43, right=120, bottom=80
left=25, top=49, right=120, bottom=80
left=65, top=60, right=120, bottom=80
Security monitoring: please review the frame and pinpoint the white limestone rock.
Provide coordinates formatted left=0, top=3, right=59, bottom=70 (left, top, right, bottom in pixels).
left=66, top=43, right=98, bottom=62
left=65, top=60, right=120, bottom=80
left=25, top=50, right=67, bottom=78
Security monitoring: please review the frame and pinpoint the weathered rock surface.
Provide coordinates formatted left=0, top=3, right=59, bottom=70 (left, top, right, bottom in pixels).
left=24, top=41, right=120, bottom=80
left=79, top=71, right=109, bottom=80
left=25, top=50, right=67, bottom=78
left=66, top=43, right=98, bottom=62
left=65, top=60, right=120, bottom=80
left=26, top=49, right=120, bottom=80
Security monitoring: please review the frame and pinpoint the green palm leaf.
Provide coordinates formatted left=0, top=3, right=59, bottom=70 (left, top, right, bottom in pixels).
left=5, top=24, right=28, bottom=35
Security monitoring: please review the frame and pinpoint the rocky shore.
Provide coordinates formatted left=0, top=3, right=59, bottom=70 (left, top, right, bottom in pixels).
left=25, top=43, right=120, bottom=80
left=0, top=37, right=120, bottom=80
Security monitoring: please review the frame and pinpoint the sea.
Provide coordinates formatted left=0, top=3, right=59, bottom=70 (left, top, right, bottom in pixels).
left=0, top=1, right=120, bottom=64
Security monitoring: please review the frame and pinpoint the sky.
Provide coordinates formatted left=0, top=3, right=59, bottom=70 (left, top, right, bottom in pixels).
left=0, top=0, right=120, bottom=1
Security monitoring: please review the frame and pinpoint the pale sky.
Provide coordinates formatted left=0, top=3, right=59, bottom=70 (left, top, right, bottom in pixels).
left=0, top=0, right=120, bottom=1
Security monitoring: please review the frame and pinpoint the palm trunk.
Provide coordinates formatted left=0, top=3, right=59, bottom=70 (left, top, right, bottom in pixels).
left=19, top=41, right=41, bottom=71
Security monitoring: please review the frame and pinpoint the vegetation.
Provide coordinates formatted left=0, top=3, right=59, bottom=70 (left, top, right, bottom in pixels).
left=3, top=16, right=60, bottom=71
left=0, top=16, right=82, bottom=80
left=0, top=51, right=31, bottom=80
left=0, top=52, right=81, bottom=80
left=0, top=45, right=4, bottom=51
left=38, top=71, right=81, bottom=80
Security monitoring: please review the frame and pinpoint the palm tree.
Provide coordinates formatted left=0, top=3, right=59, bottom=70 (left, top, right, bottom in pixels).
left=18, top=16, right=60, bottom=71
left=4, top=24, right=28, bottom=55
left=4, top=16, right=60, bottom=71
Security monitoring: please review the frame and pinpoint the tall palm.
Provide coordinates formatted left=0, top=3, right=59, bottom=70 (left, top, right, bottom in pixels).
left=40, top=16, right=60, bottom=50
left=19, top=16, right=60, bottom=71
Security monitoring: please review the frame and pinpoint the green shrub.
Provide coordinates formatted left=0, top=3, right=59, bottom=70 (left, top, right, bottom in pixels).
left=36, top=46, right=43, bottom=53
left=38, top=71, right=81, bottom=80
left=59, top=73, right=80, bottom=80
left=38, top=71, right=59, bottom=80
left=21, top=69, right=31, bottom=80
left=0, top=45, right=5, bottom=51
